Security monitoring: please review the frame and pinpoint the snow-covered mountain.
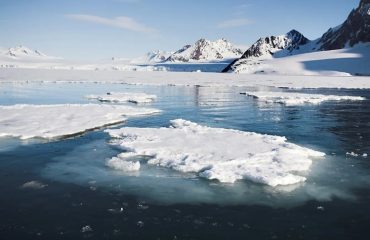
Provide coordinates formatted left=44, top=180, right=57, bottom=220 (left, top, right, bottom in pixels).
left=223, top=0, right=370, bottom=75
left=130, top=50, right=172, bottom=64
left=0, top=45, right=169, bottom=71
left=0, top=45, right=65, bottom=69
left=165, top=38, right=244, bottom=62
left=4, top=45, right=49, bottom=58
left=222, top=30, right=311, bottom=72
left=227, top=43, right=370, bottom=76
left=318, top=0, right=370, bottom=51
left=240, top=30, right=309, bottom=59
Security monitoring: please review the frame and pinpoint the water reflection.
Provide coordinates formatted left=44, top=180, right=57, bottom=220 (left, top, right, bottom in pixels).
left=0, top=83, right=369, bottom=207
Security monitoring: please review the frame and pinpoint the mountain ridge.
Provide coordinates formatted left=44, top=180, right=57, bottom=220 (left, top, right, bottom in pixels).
left=223, top=0, right=370, bottom=74
left=164, top=38, right=244, bottom=63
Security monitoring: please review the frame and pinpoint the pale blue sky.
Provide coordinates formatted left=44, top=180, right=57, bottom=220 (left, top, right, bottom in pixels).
left=0, top=0, right=360, bottom=60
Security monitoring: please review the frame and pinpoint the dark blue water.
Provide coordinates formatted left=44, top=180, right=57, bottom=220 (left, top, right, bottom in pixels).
left=0, top=83, right=370, bottom=239
left=140, top=62, right=229, bottom=72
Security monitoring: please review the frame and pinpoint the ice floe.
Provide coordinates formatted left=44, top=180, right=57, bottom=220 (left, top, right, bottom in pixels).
left=346, top=152, right=359, bottom=157
left=106, top=153, right=141, bottom=172
left=346, top=152, right=368, bottom=158
left=81, top=225, right=93, bottom=233
left=86, top=92, right=157, bottom=104
left=21, top=181, right=48, bottom=189
left=106, top=119, right=325, bottom=186
left=243, top=91, right=365, bottom=105
left=0, top=104, right=160, bottom=139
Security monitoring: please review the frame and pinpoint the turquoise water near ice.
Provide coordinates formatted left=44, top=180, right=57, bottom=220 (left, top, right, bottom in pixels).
left=0, top=82, right=370, bottom=239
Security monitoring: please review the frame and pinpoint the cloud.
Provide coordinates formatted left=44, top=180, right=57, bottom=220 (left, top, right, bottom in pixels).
left=217, top=18, right=253, bottom=28
left=66, top=14, right=157, bottom=34
left=235, top=3, right=252, bottom=16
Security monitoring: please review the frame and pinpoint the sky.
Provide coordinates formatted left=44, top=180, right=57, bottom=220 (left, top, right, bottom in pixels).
left=0, top=0, right=360, bottom=60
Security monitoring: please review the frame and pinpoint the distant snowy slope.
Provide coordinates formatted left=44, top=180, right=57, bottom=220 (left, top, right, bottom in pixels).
left=130, top=50, right=172, bottom=64
left=0, top=45, right=168, bottom=71
left=228, top=43, right=370, bottom=76
left=165, top=38, right=243, bottom=62
left=3, top=45, right=54, bottom=59
left=0, top=45, right=65, bottom=69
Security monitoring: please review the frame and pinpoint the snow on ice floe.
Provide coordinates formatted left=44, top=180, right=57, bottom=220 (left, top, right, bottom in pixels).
left=106, top=119, right=325, bottom=187
left=21, top=181, right=48, bottom=189
left=243, top=91, right=365, bottom=105
left=0, top=104, right=160, bottom=139
left=106, top=153, right=141, bottom=172
left=86, top=92, right=157, bottom=104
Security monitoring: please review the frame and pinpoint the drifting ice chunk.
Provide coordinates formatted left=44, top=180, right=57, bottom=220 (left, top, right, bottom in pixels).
left=86, top=92, right=157, bottom=104
left=346, top=152, right=359, bottom=157
left=106, top=158, right=140, bottom=171
left=106, top=152, right=141, bottom=171
left=244, top=91, right=365, bottom=105
left=106, top=119, right=325, bottom=186
left=21, top=181, right=48, bottom=189
left=0, top=104, right=160, bottom=139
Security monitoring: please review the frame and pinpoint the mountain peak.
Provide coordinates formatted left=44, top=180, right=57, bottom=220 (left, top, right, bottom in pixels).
left=6, top=45, right=47, bottom=58
left=165, top=38, right=243, bottom=62
left=222, top=0, right=370, bottom=74
left=286, top=29, right=303, bottom=37
left=238, top=30, right=309, bottom=60
left=318, top=0, right=370, bottom=50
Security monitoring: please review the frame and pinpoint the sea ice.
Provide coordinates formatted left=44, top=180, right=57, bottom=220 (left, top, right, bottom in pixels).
left=21, top=181, right=48, bottom=189
left=243, top=91, right=365, bottom=105
left=106, top=153, right=141, bottom=172
left=81, top=225, right=93, bottom=233
left=86, top=92, right=157, bottom=104
left=0, top=104, right=160, bottom=139
left=346, top=152, right=359, bottom=157
left=106, top=119, right=325, bottom=186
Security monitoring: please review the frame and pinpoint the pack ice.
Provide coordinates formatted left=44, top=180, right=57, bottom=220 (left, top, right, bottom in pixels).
left=244, top=91, right=365, bottom=105
left=106, top=119, right=325, bottom=186
left=0, top=104, right=160, bottom=139
left=86, top=92, right=157, bottom=104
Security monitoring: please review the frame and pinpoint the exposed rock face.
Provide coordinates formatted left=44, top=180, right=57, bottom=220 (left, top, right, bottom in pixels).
left=241, top=30, right=309, bottom=59
left=223, top=0, right=370, bottom=73
left=318, top=0, right=370, bottom=50
left=145, top=50, right=171, bottom=63
left=222, top=30, right=309, bottom=72
left=166, top=45, right=192, bottom=62
left=165, top=38, right=243, bottom=62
